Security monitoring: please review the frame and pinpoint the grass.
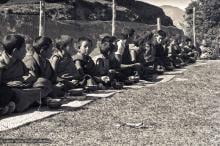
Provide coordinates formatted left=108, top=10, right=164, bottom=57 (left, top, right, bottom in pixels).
left=0, top=60, right=220, bottom=145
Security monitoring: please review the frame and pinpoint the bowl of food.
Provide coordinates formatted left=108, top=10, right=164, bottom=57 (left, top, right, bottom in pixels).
left=47, top=99, right=62, bottom=109
left=124, top=80, right=134, bottom=85
left=112, top=82, right=124, bottom=89
left=68, top=88, right=84, bottom=96
left=84, top=85, right=98, bottom=92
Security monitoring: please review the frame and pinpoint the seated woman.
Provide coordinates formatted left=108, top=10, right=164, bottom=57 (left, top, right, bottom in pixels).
left=23, top=36, right=64, bottom=103
left=72, top=37, right=97, bottom=90
left=50, top=35, right=80, bottom=91
left=0, top=34, right=46, bottom=113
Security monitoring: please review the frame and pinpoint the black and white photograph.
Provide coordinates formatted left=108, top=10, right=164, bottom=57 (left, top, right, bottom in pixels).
left=0, top=0, right=219, bottom=145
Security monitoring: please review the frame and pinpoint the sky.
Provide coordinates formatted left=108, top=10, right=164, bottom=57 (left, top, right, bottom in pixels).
left=137, top=0, right=192, bottom=10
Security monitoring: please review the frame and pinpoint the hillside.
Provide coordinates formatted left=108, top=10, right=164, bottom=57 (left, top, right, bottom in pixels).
left=160, top=5, right=185, bottom=29
left=0, top=0, right=174, bottom=26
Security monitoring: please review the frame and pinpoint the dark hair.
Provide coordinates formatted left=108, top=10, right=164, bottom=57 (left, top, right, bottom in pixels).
left=100, top=36, right=116, bottom=54
left=185, top=38, right=192, bottom=42
left=119, top=28, right=135, bottom=40
left=100, top=42, right=111, bottom=56
left=2, top=34, right=25, bottom=55
left=55, top=35, right=73, bottom=50
left=33, top=36, right=52, bottom=54
left=135, top=31, right=153, bottom=47
left=77, top=37, right=92, bottom=49
left=155, top=30, right=167, bottom=38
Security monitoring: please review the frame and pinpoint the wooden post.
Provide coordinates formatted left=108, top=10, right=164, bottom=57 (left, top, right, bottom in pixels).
left=112, top=0, right=116, bottom=36
left=157, top=17, right=161, bottom=31
left=39, top=0, right=46, bottom=36
left=193, top=7, right=196, bottom=46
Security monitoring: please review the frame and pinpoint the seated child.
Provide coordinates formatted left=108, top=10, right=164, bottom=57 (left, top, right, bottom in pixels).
left=23, top=36, right=64, bottom=101
left=152, top=30, right=173, bottom=74
left=0, top=34, right=43, bottom=113
left=182, top=38, right=198, bottom=64
left=134, top=31, right=157, bottom=80
left=72, top=37, right=97, bottom=90
left=163, top=38, right=175, bottom=70
left=200, top=40, right=213, bottom=60
left=93, top=35, right=123, bottom=88
left=115, top=28, right=141, bottom=81
left=50, top=35, right=80, bottom=91
left=169, top=38, right=185, bottom=68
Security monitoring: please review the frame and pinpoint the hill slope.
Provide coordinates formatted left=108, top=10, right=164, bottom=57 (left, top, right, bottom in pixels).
left=160, top=5, right=185, bottom=29
left=0, top=0, right=174, bottom=26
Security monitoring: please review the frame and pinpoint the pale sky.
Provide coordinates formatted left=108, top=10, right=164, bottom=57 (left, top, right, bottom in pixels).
left=137, top=0, right=192, bottom=10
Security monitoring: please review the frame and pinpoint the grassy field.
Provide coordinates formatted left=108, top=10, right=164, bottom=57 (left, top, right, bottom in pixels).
left=1, top=60, right=220, bottom=145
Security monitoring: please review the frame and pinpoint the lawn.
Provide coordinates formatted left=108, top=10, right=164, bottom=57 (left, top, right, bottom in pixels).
left=0, top=60, right=220, bottom=145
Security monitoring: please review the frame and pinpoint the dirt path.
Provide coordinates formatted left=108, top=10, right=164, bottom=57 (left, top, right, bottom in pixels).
left=0, top=60, right=220, bottom=145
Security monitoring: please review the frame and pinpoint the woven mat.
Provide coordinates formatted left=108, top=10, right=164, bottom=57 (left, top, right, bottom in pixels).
left=0, top=108, right=62, bottom=132
left=175, top=78, right=189, bottom=82
left=164, top=69, right=187, bottom=75
left=0, top=100, right=93, bottom=132
left=86, top=92, right=116, bottom=99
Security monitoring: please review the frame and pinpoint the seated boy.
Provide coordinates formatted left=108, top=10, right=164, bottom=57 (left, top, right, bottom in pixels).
left=93, top=35, right=122, bottom=88
left=50, top=35, right=80, bottom=91
left=72, top=37, right=97, bottom=90
left=0, top=34, right=45, bottom=113
left=115, top=28, right=141, bottom=81
left=169, top=38, right=185, bottom=68
left=182, top=38, right=198, bottom=64
left=23, top=36, right=64, bottom=101
left=200, top=40, right=213, bottom=60
left=152, top=30, right=173, bottom=74
left=134, top=31, right=157, bottom=80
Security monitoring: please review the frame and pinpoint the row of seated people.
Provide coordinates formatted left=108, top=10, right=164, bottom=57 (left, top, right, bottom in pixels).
left=0, top=28, right=200, bottom=116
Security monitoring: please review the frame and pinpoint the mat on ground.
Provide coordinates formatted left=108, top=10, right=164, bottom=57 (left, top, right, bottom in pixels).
left=164, top=69, right=187, bottom=75
left=0, top=100, right=93, bottom=132
left=86, top=91, right=117, bottom=99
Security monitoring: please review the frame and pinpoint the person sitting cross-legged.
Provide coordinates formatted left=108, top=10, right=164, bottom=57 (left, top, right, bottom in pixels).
left=50, top=35, right=81, bottom=92
left=23, top=36, right=63, bottom=108
left=72, top=37, right=98, bottom=91
left=0, top=34, right=54, bottom=113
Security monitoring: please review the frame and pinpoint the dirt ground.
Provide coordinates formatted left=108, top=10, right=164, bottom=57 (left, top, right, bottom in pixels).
left=0, top=60, right=220, bottom=145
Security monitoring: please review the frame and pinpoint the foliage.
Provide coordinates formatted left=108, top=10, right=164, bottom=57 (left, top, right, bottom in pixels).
left=185, top=0, right=220, bottom=49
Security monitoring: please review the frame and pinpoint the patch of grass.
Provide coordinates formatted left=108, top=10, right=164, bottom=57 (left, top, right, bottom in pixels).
left=1, top=60, right=220, bottom=145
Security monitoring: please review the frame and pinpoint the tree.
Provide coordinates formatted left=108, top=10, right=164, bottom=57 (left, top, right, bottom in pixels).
left=185, top=0, right=220, bottom=48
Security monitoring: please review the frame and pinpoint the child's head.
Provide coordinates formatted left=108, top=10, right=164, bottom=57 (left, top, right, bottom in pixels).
left=2, top=34, right=25, bottom=59
left=119, top=28, right=135, bottom=41
left=99, top=36, right=116, bottom=57
left=77, top=37, right=92, bottom=55
left=185, top=38, right=192, bottom=46
left=33, top=36, right=53, bottom=58
left=138, top=31, right=153, bottom=47
left=55, top=35, right=73, bottom=53
left=154, top=30, right=166, bottom=44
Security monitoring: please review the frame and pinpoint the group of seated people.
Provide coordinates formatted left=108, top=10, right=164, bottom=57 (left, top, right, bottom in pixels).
left=0, top=28, right=200, bottom=116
